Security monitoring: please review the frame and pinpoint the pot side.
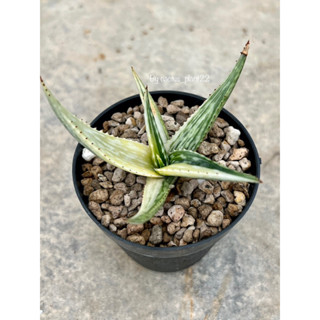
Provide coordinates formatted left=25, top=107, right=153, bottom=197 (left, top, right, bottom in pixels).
left=72, top=91, right=261, bottom=272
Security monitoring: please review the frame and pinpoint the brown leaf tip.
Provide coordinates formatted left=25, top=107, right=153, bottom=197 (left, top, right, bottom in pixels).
left=241, top=40, right=250, bottom=56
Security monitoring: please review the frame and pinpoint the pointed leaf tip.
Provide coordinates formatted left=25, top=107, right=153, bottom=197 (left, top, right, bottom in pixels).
left=131, top=68, right=170, bottom=143
left=159, top=150, right=260, bottom=184
left=167, top=44, right=249, bottom=152
left=241, top=41, right=250, bottom=56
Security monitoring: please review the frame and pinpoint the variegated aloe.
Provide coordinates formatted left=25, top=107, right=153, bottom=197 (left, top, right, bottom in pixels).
left=41, top=41, right=260, bottom=224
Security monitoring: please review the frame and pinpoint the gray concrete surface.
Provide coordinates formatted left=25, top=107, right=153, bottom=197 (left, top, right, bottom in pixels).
left=40, top=0, right=279, bottom=319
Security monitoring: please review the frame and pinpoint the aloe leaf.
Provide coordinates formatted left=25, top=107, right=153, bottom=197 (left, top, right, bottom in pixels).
left=41, top=78, right=161, bottom=178
left=131, top=67, right=169, bottom=143
left=155, top=150, right=260, bottom=183
left=127, top=176, right=176, bottom=224
left=167, top=41, right=250, bottom=152
left=143, top=87, right=169, bottom=168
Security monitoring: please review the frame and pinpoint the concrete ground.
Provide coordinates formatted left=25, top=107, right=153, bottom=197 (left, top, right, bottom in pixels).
left=40, top=0, right=279, bottom=319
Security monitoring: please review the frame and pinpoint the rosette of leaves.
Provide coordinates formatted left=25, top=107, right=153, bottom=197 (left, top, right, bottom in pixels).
left=41, top=41, right=260, bottom=224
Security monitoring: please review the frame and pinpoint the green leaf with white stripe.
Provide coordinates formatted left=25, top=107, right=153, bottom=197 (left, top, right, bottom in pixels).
left=167, top=42, right=250, bottom=152
left=155, top=150, right=260, bottom=183
left=131, top=67, right=169, bottom=144
left=41, top=78, right=161, bottom=178
left=127, top=176, right=176, bottom=224
left=143, top=87, right=169, bottom=168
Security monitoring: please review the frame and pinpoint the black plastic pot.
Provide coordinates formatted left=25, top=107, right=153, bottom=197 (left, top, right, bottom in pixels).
left=72, top=91, right=261, bottom=272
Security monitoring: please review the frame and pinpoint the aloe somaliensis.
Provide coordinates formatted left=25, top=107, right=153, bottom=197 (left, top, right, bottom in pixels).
left=42, top=41, right=260, bottom=225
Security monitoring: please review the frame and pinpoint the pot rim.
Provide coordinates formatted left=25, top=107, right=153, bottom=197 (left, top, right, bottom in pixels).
left=72, top=90, right=261, bottom=252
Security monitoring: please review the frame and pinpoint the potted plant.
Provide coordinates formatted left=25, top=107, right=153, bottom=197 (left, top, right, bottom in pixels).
left=41, top=41, right=261, bottom=272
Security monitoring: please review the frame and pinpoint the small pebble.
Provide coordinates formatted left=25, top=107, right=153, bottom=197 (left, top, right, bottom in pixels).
left=193, top=229, right=200, bottom=241
left=168, top=205, right=185, bottom=222
left=101, top=213, right=111, bottom=227
left=114, top=182, right=128, bottom=193
left=209, top=124, right=225, bottom=138
left=188, top=207, right=198, bottom=219
left=198, top=141, right=219, bottom=155
left=141, top=229, right=150, bottom=242
left=99, top=181, right=113, bottom=189
left=199, top=181, right=214, bottom=194
left=124, top=194, right=131, bottom=207
left=89, top=189, right=108, bottom=203
left=198, top=204, right=212, bottom=219
left=222, top=219, right=231, bottom=229
left=125, top=173, right=136, bottom=186
left=155, top=208, right=164, bottom=217
left=215, top=117, right=229, bottom=128
left=239, top=157, right=251, bottom=171
left=113, top=218, right=127, bottom=228
left=204, top=194, right=215, bottom=204
left=117, top=228, right=127, bottom=239
left=200, top=224, right=213, bottom=240
left=112, top=168, right=126, bottom=182
left=225, top=126, right=241, bottom=145
left=181, top=214, right=195, bottom=228
left=109, top=190, right=124, bottom=205
left=167, top=221, right=181, bottom=235
left=91, top=166, right=103, bottom=178
left=221, top=190, right=234, bottom=203
left=171, top=99, right=184, bottom=107
left=149, top=225, right=163, bottom=244
left=136, top=176, right=146, bottom=184
left=229, top=148, right=249, bottom=161
left=167, top=104, right=181, bottom=114
left=161, top=215, right=171, bottom=224
left=127, top=224, right=144, bottom=235
left=227, top=203, right=241, bottom=217
left=127, top=234, right=146, bottom=245
left=108, top=206, right=123, bottom=219
left=181, top=180, right=199, bottom=196
left=175, top=228, right=187, bottom=240
left=150, top=217, right=162, bottom=225
left=234, top=191, right=246, bottom=206
left=82, top=148, right=95, bottom=161
left=207, top=210, right=223, bottom=227
left=183, top=228, right=194, bottom=243
left=109, top=224, right=117, bottom=232
left=220, top=140, right=231, bottom=152
left=193, top=189, right=206, bottom=201
left=93, top=157, right=105, bottom=166
left=88, top=201, right=103, bottom=220
left=213, top=185, right=221, bottom=198
left=174, top=197, right=190, bottom=210
left=190, top=199, right=201, bottom=208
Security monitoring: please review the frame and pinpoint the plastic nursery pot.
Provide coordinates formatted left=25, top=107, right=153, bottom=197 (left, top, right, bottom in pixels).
left=72, top=91, right=261, bottom=272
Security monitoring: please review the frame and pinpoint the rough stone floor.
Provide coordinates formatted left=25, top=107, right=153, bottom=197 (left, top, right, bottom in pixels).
left=40, top=0, right=279, bottom=319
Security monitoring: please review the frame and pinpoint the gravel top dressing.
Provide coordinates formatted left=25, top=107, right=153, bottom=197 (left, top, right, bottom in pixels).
left=80, top=96, right=252, bottom=247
